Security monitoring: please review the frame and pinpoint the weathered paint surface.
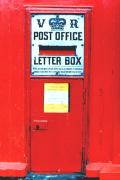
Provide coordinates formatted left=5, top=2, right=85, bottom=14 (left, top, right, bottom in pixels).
left=0, top=0, right=120, bottom=178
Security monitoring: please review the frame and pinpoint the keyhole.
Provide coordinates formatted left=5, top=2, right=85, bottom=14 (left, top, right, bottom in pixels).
left=35, top=125, right=40, bottom=130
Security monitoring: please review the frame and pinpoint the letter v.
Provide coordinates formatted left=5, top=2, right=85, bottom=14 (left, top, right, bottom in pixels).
left=37, top=19, right=46, bottom=28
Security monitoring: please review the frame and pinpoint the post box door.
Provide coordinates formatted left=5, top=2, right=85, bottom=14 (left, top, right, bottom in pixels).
left=27, top=9, right=89, bottom=173
left=30, top=78, right=83, bottom=173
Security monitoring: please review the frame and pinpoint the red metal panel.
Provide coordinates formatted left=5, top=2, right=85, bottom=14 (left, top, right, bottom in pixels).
left=30, top=79, right=83, bottom=172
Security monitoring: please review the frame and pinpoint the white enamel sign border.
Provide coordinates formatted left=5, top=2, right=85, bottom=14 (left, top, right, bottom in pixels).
left=31, top=13, right=84, bottom=76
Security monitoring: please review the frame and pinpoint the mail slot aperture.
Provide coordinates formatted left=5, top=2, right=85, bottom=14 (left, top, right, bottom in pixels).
left=39, top=46, right=76, bottom=56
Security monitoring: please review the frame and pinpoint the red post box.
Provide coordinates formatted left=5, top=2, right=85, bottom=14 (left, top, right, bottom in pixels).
left=26, top=7, right=90, bottom=175
left=0, top=0, right=120, bottom=180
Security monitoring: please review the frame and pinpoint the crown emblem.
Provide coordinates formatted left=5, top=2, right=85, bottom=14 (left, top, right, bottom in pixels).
left=49, top=15, right=66, bottom=30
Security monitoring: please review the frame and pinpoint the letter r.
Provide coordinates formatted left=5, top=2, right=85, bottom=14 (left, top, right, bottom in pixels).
left=70, top=19, right=79, bottom=28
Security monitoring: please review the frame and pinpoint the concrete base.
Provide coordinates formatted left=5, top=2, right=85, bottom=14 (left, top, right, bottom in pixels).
left=25, top=173, right=85, bottom=180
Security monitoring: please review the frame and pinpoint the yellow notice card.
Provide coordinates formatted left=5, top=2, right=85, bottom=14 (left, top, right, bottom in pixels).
left=44, top=83, right=69, bottom=113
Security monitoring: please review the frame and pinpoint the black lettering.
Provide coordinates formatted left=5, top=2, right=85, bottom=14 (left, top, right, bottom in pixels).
left=70, top=19, right=79, bottom=28
left=43, top=32, right=53, bottom=40
left=71, top=57, right=75, bottom=65
left=39, top=32, right=44, bottom=40
left=70, top=32, right=72, bottom=40
left=49, top=32, right=53, bottom=40
left=73, top=32, right=78, bottom=40
left=65, top=57, right=70, bottom=65
left=76, top=57, right=81, bottom=65
left=34, top=57, right=38, bottom=64
left=56, top=57, right=61, bottom=65
left=43, top=57, right=46, bottom=65
left=37, top=19, right=46, bottom=28
left=48, top=57, right=51, bottom=65
left=78, top=32, right=83, bottom=41
left=34, top=32, right=39, bottom=40
left=61, top=32, right=65, bottom=40
left=38, top=57, right=42, bottom=65
left=65, top=32, right=70, bottom=40
left=44, top=32, right=49, bottom=40
left=52, top=57, right=57, bottom=65
left=55, top=32, right=60, bottom=40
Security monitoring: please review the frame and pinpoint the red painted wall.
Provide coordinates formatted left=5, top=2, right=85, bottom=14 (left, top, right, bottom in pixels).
left=0, top=0, right=27, bottom=176
left=0, top=0, right=120, bottom=177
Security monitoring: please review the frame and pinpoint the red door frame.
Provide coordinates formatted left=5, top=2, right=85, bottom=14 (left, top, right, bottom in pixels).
left=25, top=6, right=91, bottom=172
